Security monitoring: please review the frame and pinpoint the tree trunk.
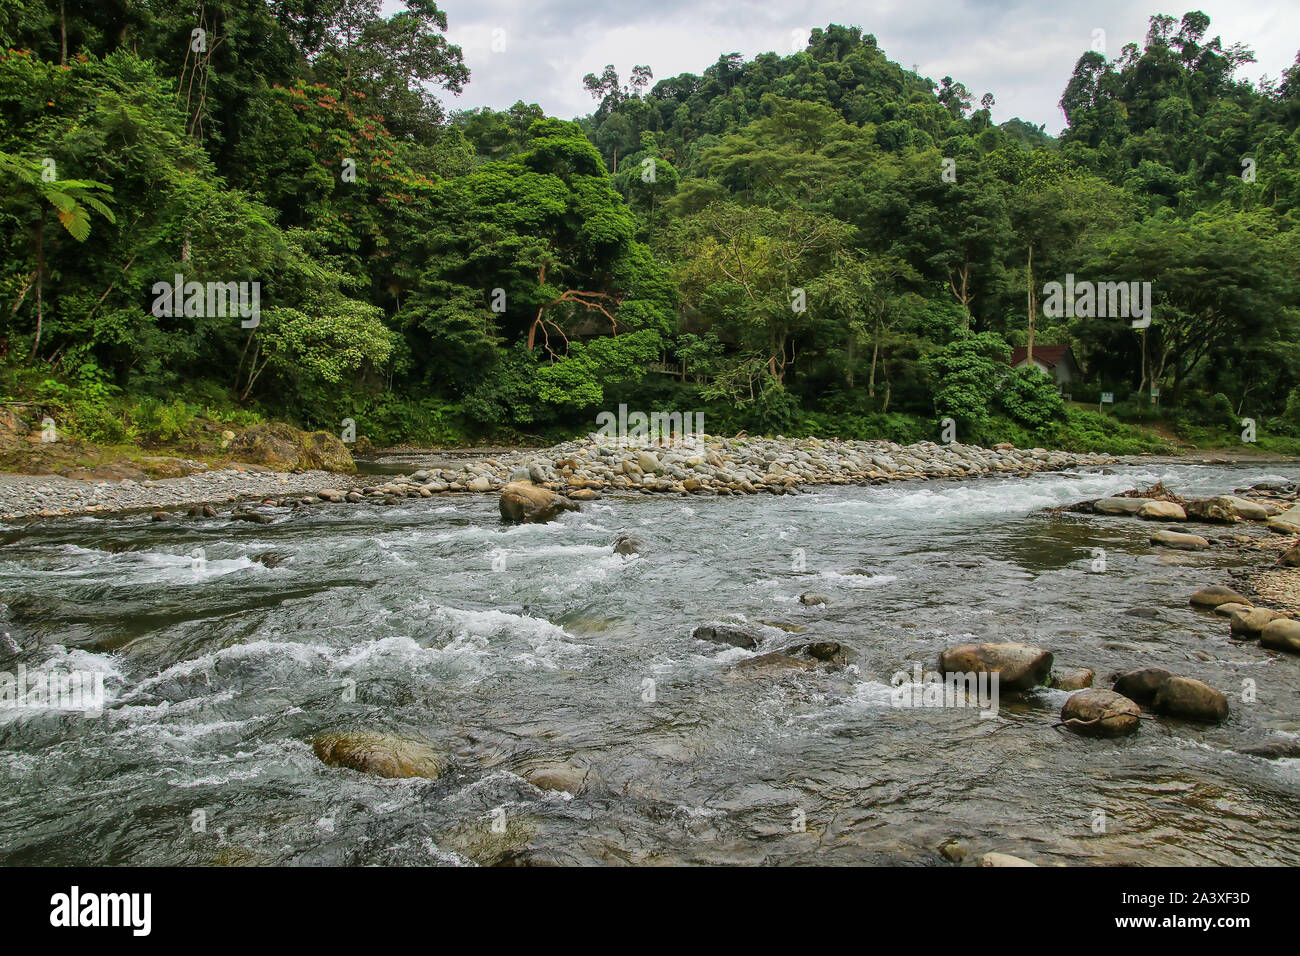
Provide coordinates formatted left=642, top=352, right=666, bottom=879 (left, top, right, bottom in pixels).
left=29, top=218, right=44, bottom=363
left=59, top=0, right=67, bottom=64
left=868, top=323, right=880, bottom=398
left=1025, top=243, right=1035, bottom=364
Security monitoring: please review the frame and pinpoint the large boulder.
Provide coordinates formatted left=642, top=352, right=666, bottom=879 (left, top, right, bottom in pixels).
left=1260, top=618, right=1300, bottom=654
left=498, top=481, right=576, bottom=523
left=311, top=731, right=449, bottom=779
left=227, top=422, right=354, bottom=472
left=1151, top=676, right=1229, bottom=723
left=1111, top=667, right=1173, bottom=705
left=1060, top=689, right=1142, bottom=737
left=937, top=642, right=1053, bottom=692
left=1189, top=585, right=1252, bottom=609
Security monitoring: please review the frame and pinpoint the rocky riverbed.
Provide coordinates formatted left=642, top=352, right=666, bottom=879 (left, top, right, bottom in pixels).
left=0, top=435, right=1117, bottom=521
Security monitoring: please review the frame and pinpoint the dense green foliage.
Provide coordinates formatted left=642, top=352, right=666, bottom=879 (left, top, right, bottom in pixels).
left=1, top=5, right=1297, bottom=451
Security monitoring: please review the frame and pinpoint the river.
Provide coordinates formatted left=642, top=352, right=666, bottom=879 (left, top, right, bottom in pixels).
left=1, top=459, right=1297, bottom=865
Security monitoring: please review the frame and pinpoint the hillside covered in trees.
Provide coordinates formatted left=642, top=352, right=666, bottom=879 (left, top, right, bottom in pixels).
left=1, top=3, right=1298, bottom=455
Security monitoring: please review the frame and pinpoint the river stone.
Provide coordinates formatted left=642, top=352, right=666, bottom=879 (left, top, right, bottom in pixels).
left=1214, top=602, right=1252, bottom=617
left=1229, top=607, right=1288, bottom=636
left=801, top=641, right=846, bottom=663
left=1152, top=676, right=1229, bottom=723
left=692, top=624, right=759, bottom=649
left=231, top=509, right=273, bottom=524
left=937, top=642, right=1053, bottom=692
left=1060, top=689, right=1142, bottom=737
left=939, top=840, right=968, bottom=863
left=521, top=761, right=598, bottom=795
left=1050, top=666, right=1095, bottom=691
left=568, top=488, right=600, bottom=501
left=227, top=422, right=354, bottom=472
left=1189, top=585, right=1252, bottom=609
left=1184, top=496, right=1240, bottom=524
left=1122, top=606, right=1161, bottom=618
left=637, top=451, right=663, bottom=474
left=1240, top=739, right=1300, bottom=760
left=1139, top=500, right=1186, bottom=520
left=311, top=731, right=449, bottom=779
left=1260, top=618, right=1300, bottom=654
left=1111, top=667, right=1173, bottom=705
left=1094, top=497, right=1150, bottom=515
left=612, top=533, right=647, bottom=556
left=1150, top=529, right=1210, bottom=551
left=1278, top=544, right=1300, bottom=567
left=498, top=481, right=574, bottom=523
left=799, top=592, right=829, bottom=606
left=467, top=474, right=493, bottom=492
left=1223, top=496, right=1270, bottom=521
left=728, top=652, right=818, bottom=676
left=979, top=853, right=1037, bottom=867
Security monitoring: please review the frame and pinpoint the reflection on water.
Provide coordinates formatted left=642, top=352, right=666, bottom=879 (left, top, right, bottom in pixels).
left=0, top=461, right=1297, bottom=865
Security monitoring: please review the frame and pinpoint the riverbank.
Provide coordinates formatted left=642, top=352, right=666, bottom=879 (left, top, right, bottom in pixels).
left=0, top=436, right=1120, bottom=521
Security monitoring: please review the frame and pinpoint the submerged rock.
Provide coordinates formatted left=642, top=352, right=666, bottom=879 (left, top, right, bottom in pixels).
left=1049, top=666, right=1095, bottom=691
left=937, top=642, right=1053, bottom=692
left=311, top=731, right=449, bottom=779
left=498, top=481, right=576, bottom=523
left=692, top=624, right=759, bottom=649
left=799, top=592, right=829, bottom=606
left=521, top=760, right=600, bottom=795
left=612, top=533, right=647, bottom=556
left=1240, top=739, right=1300, bottom=760
left=1059, top=689, right=1142, bottom=737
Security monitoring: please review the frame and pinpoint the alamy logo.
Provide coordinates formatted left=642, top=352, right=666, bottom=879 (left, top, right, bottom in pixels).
left=0, top=665, right=103, bottom=715
left=889, top=664, right=999, bottom=718
left=594, top=404, right=704, bottom=448
left=151, top=274, right=261, bottom=328
left=1042, top=274, right=1151, bottom=329
left=50, top=886, right=151, bottom=936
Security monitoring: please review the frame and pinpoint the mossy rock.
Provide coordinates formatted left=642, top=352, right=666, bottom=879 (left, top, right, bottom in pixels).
left=227, top=422, right=354, bottom=473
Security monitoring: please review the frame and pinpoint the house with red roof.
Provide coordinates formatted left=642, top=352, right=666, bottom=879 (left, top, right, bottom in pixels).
left=1007, top=345, right=1080, bottom=386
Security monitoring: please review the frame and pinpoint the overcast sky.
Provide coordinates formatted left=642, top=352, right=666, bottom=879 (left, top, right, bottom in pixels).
left=424, top=0, right=1298, bottom=134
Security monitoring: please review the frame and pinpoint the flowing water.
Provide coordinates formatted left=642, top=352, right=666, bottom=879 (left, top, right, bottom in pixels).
left=1, top=460, right=1297, bottom=866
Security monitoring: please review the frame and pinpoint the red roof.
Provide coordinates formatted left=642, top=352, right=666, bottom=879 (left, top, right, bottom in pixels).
left=1008, top=346, right=1071, bottom=367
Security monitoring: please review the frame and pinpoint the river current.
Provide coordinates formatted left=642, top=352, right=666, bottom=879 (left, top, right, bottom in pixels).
left=1, top=460, right=1297, bottom=865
